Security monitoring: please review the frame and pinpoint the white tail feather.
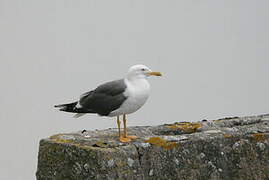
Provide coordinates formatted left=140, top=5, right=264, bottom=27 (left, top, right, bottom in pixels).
left=73, top=113, right=87, bottom=118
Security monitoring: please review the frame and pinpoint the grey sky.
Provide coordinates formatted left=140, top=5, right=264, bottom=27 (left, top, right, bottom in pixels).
left=0, top=0, right=269, bottom=179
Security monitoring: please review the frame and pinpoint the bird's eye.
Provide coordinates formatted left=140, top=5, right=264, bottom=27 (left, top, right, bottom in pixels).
left=141, top=68, right=146, bottom=71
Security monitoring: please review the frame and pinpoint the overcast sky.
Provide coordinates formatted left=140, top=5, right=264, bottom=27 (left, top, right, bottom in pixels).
left=0, top=0, right=269, bottom=179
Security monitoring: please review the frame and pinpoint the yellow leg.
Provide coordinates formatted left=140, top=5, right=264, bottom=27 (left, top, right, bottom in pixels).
left=122, top=114, right=137, bottom=141
left=123, top=114, right=127, bottom=138
left=118, top=115, right=129, bottom=143
left=119, top=114, right=130, bottom=142
left=119, top=114, right=138, bottom=142
left=116, top=116, right=121, bottom=138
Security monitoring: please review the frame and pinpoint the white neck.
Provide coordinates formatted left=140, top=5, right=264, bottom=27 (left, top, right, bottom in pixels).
left=124, top=76, right=150, bottom=93
left=126, top=74, right=147, bottom=81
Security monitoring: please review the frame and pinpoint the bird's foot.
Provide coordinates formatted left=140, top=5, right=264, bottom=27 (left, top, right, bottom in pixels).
left=127, top=135, right=137, bottom=140
left=119, top=137, right=132, bottom=143
left=119, top=135, right=137, bottom=143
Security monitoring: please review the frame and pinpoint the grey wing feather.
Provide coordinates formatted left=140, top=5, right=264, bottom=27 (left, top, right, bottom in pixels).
left=79, top=79, right=127, bottom=116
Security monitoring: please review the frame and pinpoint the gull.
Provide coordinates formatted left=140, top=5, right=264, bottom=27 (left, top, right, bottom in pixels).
left=55, top=64, right=162, bottom=142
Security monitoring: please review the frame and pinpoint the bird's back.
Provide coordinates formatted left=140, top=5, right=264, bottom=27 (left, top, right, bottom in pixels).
left=78, top=79, right=128, bottom=116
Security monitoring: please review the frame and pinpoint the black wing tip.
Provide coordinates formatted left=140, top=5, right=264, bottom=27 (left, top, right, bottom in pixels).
left=54, top=106, right=67, bottom=111
left=54, top=104, right=67, bottom=108
left=54, top=104, right=67, bottom=110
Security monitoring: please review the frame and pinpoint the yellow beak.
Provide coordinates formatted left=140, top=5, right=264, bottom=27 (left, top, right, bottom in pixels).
left=147, top=72, right=162, bottom=76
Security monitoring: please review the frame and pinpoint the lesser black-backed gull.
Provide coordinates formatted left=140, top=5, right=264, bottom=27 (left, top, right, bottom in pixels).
left=54, top=64, right=162, bottom=142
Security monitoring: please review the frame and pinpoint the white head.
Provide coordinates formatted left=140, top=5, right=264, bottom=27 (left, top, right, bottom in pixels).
left=126, top=64, right=162, bottom=80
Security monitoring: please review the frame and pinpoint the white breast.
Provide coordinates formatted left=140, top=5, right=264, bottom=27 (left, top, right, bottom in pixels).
left=108, top=78, right=150, bottom=117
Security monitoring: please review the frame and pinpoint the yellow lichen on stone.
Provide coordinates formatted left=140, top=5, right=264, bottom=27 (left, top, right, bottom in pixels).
left=94, top=141, right=108, bottom=148
left=50, top=138, right=74, bottom=144
left=145, top=137, right=177, bottom=150
left=49, top=134, right=65, bottom=140
left=166, top=122, right=202, bottom=133
left=251, top=133, right=266, bottom=142
left=49, top=134, right=74, bottom=144
left=50, top=136, right=94, bottom=150
left=115, top=160, right=126, bottom=168
left=213, top=119, right=221, bottom=122
left=223, top=134, right=233, bottom=138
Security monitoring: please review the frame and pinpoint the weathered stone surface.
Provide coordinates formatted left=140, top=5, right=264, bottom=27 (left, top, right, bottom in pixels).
left=36, top=114, right=269, bottom=180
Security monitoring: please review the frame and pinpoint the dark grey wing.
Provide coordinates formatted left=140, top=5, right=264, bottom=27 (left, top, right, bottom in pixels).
left=79, top=79, right=127, bottom=116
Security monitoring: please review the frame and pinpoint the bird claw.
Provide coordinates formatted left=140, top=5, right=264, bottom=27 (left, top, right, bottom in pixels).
left=119, top=137, right=131, bottom=143
left=127, top=135, right=137, bottom=140
left=119, top=135, right=137, bottom=143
